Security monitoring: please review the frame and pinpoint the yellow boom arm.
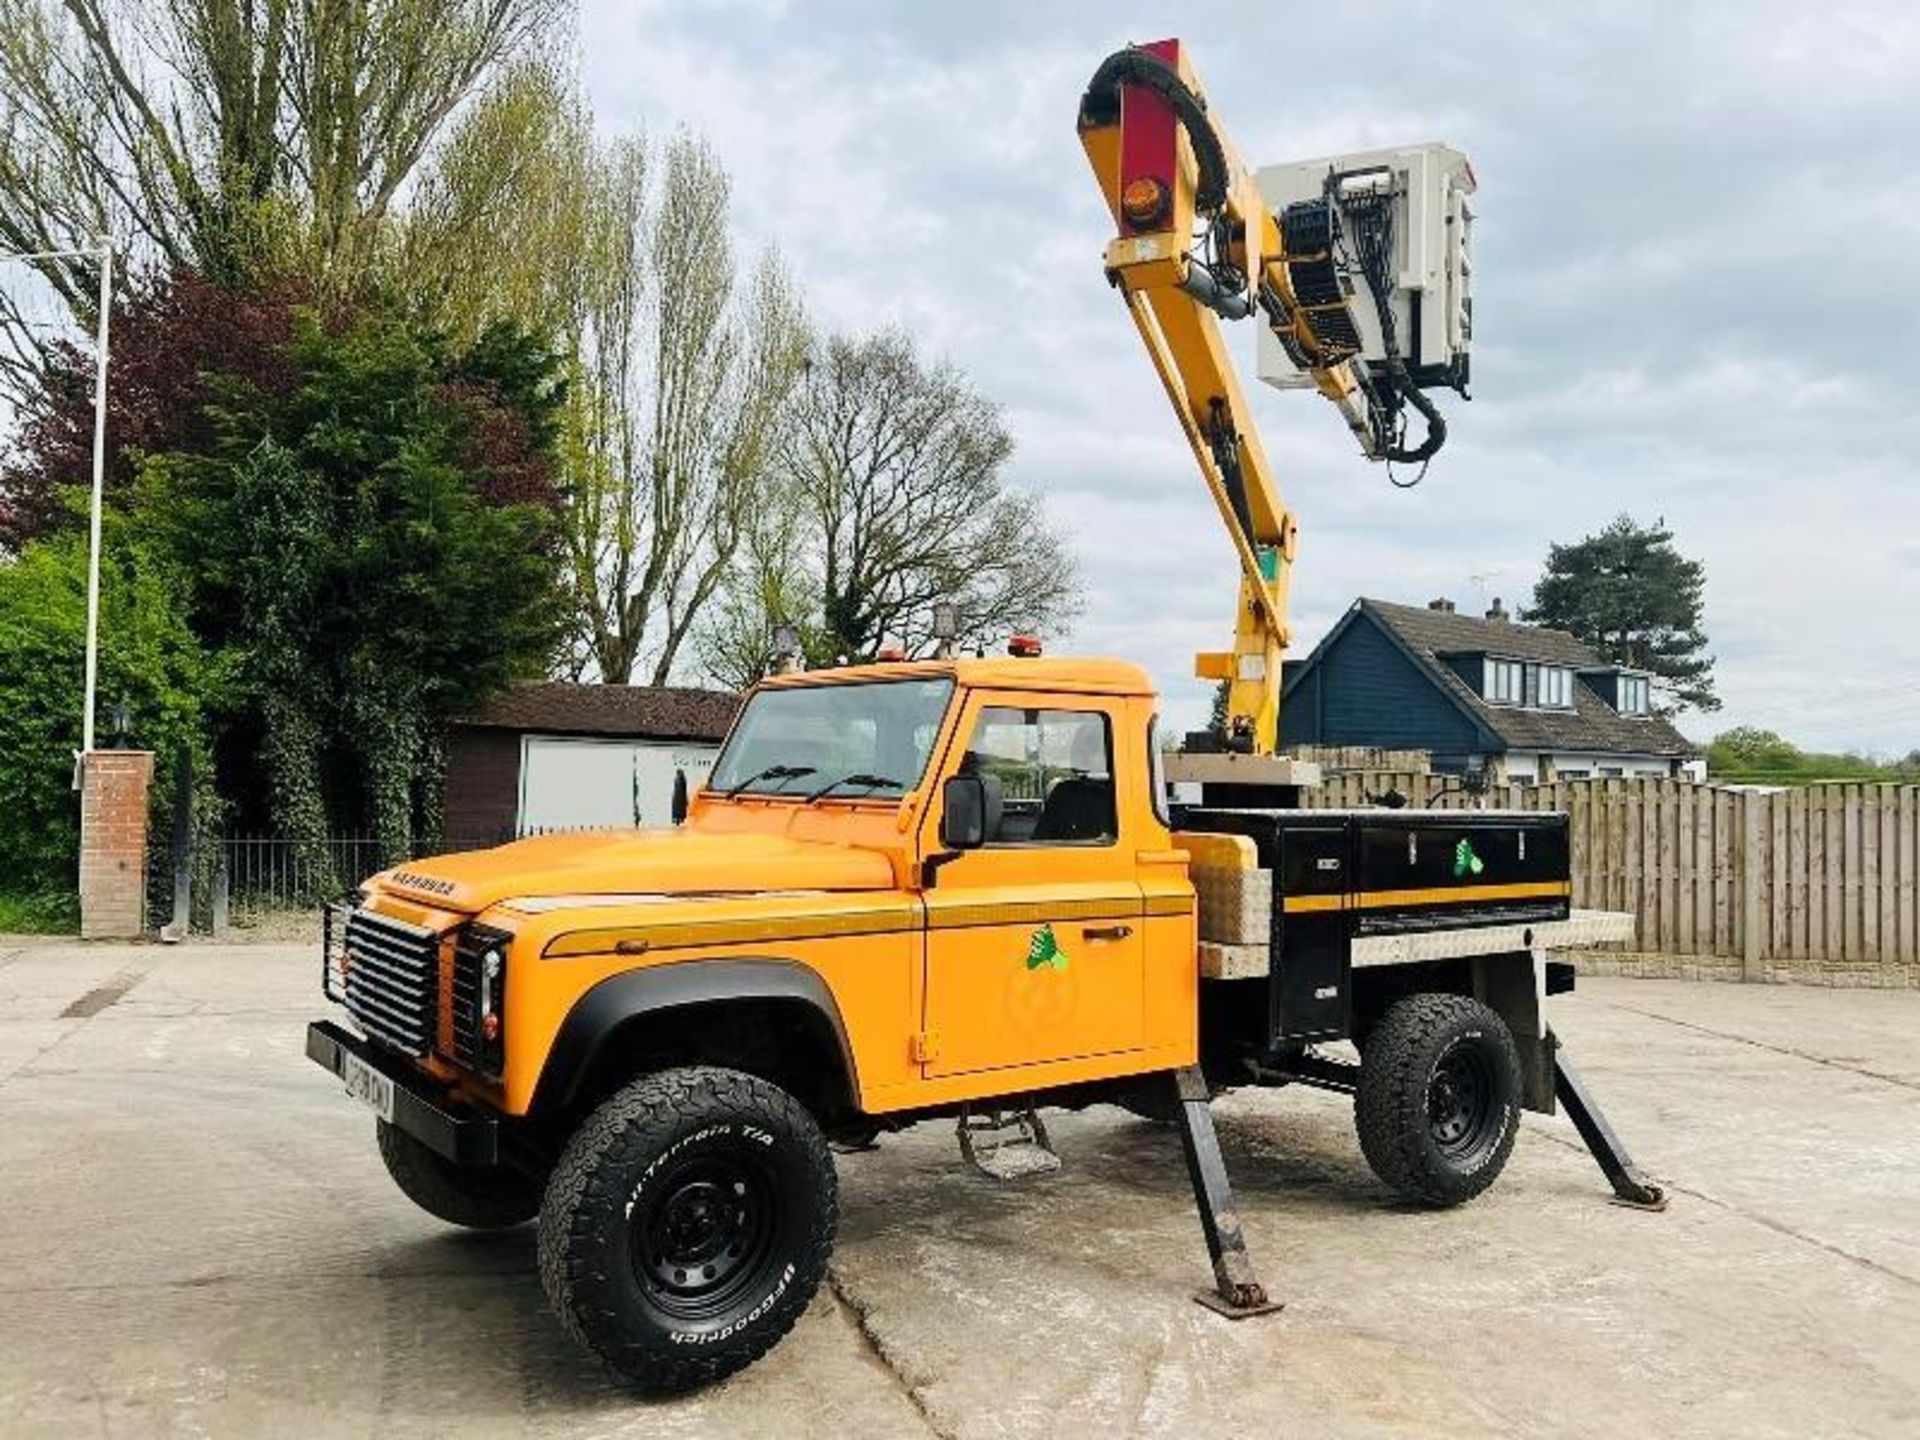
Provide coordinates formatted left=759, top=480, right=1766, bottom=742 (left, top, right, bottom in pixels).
left=1076, top=40, right=1430, bottom=756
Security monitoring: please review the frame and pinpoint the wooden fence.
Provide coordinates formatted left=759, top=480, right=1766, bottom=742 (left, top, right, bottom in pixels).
left=1300, top=775, right=1920, bottom=986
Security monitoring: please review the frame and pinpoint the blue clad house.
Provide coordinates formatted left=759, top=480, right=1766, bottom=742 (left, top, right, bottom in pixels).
left=1281, top=597, right=1698, bottom=782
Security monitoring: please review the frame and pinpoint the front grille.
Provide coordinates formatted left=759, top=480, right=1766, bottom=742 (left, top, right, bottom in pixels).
left=343, top=909, right=439, bottom=1056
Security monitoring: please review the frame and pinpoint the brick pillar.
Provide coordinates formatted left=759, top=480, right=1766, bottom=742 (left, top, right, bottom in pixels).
left=79, top=750, right=155, bottom=939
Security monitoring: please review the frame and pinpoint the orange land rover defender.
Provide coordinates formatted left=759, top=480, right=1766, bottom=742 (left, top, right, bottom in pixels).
left=308, top=656, right=1663, bottom=1391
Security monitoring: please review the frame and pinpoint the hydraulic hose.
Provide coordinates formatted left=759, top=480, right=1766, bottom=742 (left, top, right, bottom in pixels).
left=1341, top=183, right=1448, bottom=467
left=1385, top=357, right=1448, bottom=466
left=1079, top=47, right=1230, bottom=215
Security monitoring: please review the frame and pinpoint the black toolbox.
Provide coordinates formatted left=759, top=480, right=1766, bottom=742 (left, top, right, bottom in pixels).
left=1177, top=808, right=1571, bottom=1044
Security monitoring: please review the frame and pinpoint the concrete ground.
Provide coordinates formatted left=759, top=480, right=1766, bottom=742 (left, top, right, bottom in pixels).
left=2, top=940, right=1917, bottom=1440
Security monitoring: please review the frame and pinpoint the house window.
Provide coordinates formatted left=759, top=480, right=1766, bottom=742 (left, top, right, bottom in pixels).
left=1486, top=659, right=1524, bottom=705
left=1536, top=665, right=1572, bottom=708
left=1617, top=675, right=1650, bottom=715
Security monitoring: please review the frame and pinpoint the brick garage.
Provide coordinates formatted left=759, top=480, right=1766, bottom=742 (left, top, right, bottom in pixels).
left=443, top=683, right=738, bottom=842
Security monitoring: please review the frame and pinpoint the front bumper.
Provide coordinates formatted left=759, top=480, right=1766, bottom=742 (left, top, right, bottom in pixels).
left=306, top=1020, right=500, bottom=1166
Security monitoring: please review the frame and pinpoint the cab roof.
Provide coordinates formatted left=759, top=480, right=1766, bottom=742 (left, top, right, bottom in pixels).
left=756, top=655, right=1158, bottom=697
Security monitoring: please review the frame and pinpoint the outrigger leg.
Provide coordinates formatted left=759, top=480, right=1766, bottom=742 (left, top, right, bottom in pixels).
left=1168, top=1066, right=1284, bottom=1318
left=1549, top=1033, right=1668, bottom=1212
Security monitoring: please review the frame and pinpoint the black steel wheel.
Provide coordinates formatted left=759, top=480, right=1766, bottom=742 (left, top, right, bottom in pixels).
left=538, top=1066, right=836, bottom=1393
left=1427, top=1041, right=1501, bottom=1159
left=632, top=1147, right=782, bottom=1321
left=1355, top=993, right=1521, bottom=1207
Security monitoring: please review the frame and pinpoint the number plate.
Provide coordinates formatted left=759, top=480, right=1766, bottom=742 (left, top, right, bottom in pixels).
left=340, top=1050, right=395, bottom=1122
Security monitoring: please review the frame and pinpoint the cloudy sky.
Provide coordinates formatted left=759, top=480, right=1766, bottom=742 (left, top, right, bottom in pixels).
left=579, top=0, right=1920, bottom=753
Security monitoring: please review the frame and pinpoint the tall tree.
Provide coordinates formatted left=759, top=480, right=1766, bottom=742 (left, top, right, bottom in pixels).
left=702, top=328, right=1081, bottom=685
left=549, top=133, right=809, bottom=686
left=393, top=59, right=597, bottom=347
left=403, top=87, right=813, bottom=686
left=1524, top=514, right=1718, bottom=712
left=0, top=0, right=562, bottom=396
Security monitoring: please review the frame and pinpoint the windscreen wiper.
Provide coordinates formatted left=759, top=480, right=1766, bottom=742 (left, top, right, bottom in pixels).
left=723, top=764, right=817, bottom=799
left=802, top=772, right=901, bottom=804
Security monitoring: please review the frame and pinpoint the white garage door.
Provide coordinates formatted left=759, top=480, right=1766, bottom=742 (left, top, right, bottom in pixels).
left=518, top=736, right=718, bottom=834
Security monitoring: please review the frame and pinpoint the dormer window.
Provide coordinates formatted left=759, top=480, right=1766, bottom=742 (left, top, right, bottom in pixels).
left=1535, top=665, right=1572, bottom=708
left=1486, top=658, right=1524, bottom=704
left=1617, top=674, right=1651, bottom=715
left=1483, top=658, right=1573, bottom=709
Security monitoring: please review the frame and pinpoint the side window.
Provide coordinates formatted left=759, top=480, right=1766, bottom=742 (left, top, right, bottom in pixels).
left=961, top=706, right=1116, bottom=846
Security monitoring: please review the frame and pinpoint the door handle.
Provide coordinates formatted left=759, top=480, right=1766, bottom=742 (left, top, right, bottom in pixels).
left=1081, top=924, right=1133, bottom=942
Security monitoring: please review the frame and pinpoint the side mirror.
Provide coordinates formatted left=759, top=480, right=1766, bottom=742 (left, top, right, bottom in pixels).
left=939, top=773, right=987, bottom=850
left=671, top=769, right=690, bottom=825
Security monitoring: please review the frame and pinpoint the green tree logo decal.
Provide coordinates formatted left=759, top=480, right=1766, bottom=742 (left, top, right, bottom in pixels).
left=1453, top=838, right=1486, bottom=878
left=1025, top=924, right=1069, bottom=972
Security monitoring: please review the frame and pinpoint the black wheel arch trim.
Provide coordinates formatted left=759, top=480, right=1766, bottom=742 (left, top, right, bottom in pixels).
left=530, top=958, right=862, bottom=1118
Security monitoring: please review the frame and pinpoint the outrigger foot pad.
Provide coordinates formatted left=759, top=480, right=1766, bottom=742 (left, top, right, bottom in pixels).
left=1167, top=1065, right=1284, bottom=1319
left=1608, top=1188, right=1670, bottom=1213
left=1550, top=1034, right=1669, bottom=1212
left=1193, top=1285, right=1285, bottom=1320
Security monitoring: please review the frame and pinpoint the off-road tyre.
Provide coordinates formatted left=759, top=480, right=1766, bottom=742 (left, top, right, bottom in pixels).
left=1355, top=994, right=1522, bottom=1208
left=376, top=1119, right=542, bottom=1229
left=537, top=1066, right=836, bottom=1393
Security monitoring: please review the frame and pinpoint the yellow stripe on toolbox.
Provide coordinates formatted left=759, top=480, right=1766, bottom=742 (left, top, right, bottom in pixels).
left=1283, top=881, right=1571, bottom=915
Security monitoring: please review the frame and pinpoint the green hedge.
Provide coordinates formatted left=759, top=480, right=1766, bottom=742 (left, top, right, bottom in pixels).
left=0, top=518, right=213, bottom=895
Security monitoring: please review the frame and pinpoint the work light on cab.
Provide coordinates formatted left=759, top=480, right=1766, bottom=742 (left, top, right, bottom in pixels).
left=1007, top=634, right=1043, bottom=657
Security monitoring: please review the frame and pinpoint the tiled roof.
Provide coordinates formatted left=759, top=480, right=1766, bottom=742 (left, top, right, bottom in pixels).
left=452, top=682, right=740, bottom=742
left=1363, top=598, right=1594, bottom=665
left=1357, top=599, right=1698, bottom=759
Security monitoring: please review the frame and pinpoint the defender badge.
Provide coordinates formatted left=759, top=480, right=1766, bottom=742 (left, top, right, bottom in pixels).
left=1025, top=924, right=1069, bottom=972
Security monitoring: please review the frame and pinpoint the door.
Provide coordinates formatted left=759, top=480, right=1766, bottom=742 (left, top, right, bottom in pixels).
left=518, top=736, right=717, bottom=833
left=919, top=695, right=1146, bottom=1077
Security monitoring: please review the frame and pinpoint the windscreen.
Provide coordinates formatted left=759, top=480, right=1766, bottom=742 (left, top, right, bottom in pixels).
left=706, top=678, right=955, bottom=799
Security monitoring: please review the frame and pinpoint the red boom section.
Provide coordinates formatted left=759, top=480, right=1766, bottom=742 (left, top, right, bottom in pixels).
left=1117, top=38, right=1180, bottom=236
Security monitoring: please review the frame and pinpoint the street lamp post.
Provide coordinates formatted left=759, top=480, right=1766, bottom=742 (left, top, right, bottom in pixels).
left=81, top=243, right=113, bottom=763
